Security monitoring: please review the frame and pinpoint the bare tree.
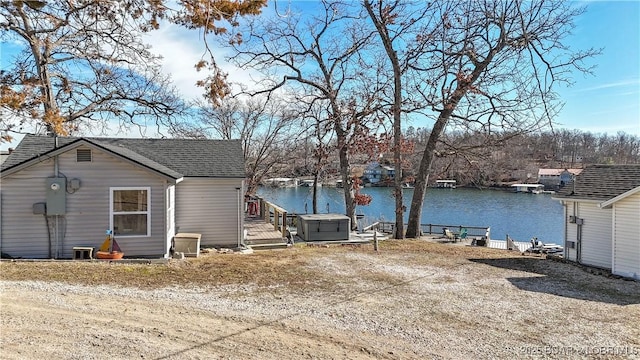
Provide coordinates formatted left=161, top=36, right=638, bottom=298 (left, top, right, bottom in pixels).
left=296, top=101, right=335, bottom=214
left=0, top=0, right=186, bottom=138
left=401, top=0, right=599, bottom=237
left=0, top=0, right=268, bottom=141
left=364, top=0, right=437, bottom=239
left=226, top=0, right=384, bottom=228
left=187, top=96, right=296, bottom=195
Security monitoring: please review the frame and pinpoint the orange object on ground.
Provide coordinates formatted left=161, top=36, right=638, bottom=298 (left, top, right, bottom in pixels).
left=96, top=232, right=124, bottom=260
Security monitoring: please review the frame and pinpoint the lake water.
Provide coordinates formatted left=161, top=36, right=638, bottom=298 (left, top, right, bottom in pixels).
left=256, top=186, right=564, bottom=243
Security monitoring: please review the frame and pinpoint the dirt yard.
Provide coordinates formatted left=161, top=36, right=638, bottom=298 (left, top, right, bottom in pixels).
left=1, top=240, right=639, bottom=359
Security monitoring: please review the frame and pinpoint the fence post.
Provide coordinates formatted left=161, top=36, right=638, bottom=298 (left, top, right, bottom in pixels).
left=282, top=211, right=287, bottom=238
left=374, top=230, right=379, bottom=252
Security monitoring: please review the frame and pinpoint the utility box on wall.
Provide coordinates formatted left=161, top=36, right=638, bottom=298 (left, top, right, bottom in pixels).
left=46, top=177, right=66, bottom=215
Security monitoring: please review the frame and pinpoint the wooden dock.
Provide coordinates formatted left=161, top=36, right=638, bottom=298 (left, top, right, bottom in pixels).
left=488, top=239, right=530, bottom=252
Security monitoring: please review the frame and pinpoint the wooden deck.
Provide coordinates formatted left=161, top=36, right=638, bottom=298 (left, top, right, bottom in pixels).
left=244, top=217, right=288, bottom=249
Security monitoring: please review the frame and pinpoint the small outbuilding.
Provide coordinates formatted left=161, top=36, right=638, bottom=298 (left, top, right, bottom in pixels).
left=0, top=135, right=245, bottom=259
left=553, top=165, right=640, bottom=280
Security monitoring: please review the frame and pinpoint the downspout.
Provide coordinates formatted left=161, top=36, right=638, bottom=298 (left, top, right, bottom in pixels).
left=53, top=134, right=59, bottom=259
left=562, top=200, right=567, bottom=257
left=163, top=180, right=167, bottom=258
left=574, top=202, right=582, bottom=265
left=0, top=191, right=2, bottom=257
left=236, top=186, right=241, bottom=249
left=576, top=222, right=583, bottom=265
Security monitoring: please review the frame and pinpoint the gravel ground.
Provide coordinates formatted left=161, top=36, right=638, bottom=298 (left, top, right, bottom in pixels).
left=1, top=248, right=640, bottom=359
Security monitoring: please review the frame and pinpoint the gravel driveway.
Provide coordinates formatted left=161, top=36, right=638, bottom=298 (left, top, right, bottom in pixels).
left=1, top=245, right=639, bottom=359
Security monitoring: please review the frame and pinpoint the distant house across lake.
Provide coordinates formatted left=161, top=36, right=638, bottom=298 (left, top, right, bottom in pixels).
left=538, top=168, right=583, bottom=189
left=362, top=162, right=395, bottom=186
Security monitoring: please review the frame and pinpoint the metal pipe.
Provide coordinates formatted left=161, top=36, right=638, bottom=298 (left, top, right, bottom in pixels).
left=236, top=187, right=241, bottom=248
left=53, top=134, right=59, bottom=258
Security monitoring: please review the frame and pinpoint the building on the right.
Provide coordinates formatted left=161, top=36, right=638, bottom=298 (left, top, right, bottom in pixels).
left=552, top=165, right=640, bottom=280
left=538, top=168, right=583, bottom=189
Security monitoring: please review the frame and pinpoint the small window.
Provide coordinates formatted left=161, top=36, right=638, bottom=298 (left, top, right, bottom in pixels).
left=77, top=149, right=92, bottom=162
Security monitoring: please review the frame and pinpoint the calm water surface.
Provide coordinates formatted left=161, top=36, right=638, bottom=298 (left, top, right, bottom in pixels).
left=257, top=186, right=564, bottom=243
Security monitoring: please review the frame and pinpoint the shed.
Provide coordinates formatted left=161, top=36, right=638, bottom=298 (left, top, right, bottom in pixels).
left=0, top=135, right=245, bottom=259
left=553, top=165, right=640, bottom=280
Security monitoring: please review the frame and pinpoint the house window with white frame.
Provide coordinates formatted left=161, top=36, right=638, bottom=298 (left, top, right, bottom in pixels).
left=111, top=187, right=150, bottom=236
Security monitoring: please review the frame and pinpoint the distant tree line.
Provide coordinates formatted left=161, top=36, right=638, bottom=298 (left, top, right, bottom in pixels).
left=247, top=121, right=640, bottom=187
left=403, top=127, right=640, bottom=187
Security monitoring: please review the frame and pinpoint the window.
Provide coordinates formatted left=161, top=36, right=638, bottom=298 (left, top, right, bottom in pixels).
left=110, top=187, right=150, bottom=236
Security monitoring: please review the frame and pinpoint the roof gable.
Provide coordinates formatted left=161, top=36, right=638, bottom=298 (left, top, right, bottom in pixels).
left=555, top=164, right=640, bottom=202
left=1, top=135, right=245, bottom=179
left=599, top=186, right=640, bottom=208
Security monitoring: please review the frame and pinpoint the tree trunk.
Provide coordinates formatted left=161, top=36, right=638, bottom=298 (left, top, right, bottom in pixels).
left=392, top=62, right=403, bottom=239
left=337, top=128, right=356, bottom=229
left=364, top=0, right=404, bottom=239
left=406, top=113, right=451, bottom=238
left=312, top=170, right=319, bottom=214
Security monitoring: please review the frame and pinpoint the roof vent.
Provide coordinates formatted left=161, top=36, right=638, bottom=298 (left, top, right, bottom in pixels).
left=76, top=149, right=92, bottom=162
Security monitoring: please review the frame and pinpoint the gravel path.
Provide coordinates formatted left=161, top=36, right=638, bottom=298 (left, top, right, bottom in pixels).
left=2, top=251, right=640, bottom=359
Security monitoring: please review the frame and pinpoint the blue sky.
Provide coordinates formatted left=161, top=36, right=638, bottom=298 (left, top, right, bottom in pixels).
left=1, top=0, right=638, bottom=150
left=553, top=1, right=640, bottom=135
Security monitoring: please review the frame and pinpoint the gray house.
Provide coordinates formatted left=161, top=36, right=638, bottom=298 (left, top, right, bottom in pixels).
left=0, top=135, right=245, bottom=259
left=553, top=165, right=640, bottom=280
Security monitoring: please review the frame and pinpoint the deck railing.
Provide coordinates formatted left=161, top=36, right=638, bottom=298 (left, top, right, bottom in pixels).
left=252, top=196, right=289, bottom=238
left=374, top=221, right=490, bottom=239
left=250, top=197, right=490, bottom=240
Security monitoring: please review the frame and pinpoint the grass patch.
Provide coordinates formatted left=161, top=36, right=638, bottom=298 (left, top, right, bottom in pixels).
left=0, top=240, right=513, bottom=291
left=3, top=240, right=636, bottom=304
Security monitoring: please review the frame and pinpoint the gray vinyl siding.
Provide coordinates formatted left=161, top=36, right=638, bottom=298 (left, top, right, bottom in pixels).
left=579, top=202, right=612, bottom=269
left=1, top=145, right=169, bottom=258
left=0, top=159, right=53, bottom=258
left=612, top=193, right=640, bottom=279
left=176, top=178, right=244, bottom=247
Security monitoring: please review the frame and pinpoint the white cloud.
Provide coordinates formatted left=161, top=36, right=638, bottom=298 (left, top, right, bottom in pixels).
left=143, top=24, right=206, bottom=101
left=573, top=78, right=640, bottom=93
left=143, top=23, right=263, bottom=102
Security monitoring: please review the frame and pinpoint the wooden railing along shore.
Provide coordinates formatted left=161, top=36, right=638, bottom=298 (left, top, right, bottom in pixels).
left=252, top=196, right=491, bottom=242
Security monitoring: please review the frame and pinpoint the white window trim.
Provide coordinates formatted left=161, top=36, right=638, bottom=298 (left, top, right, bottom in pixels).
left=110, top=186, right=151, bottom=237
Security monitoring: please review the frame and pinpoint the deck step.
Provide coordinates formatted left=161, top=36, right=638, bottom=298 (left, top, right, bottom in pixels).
left=247, top=242, right=290, bottom=250
left=244, top=237, right=287, bottom=246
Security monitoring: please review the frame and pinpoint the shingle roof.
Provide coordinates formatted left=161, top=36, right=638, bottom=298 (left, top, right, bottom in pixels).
left=538, top=168, right=583, bottom=176
left=1, top=135, right=245, bottom=178
left=555, top=164, right=640, bottom=201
